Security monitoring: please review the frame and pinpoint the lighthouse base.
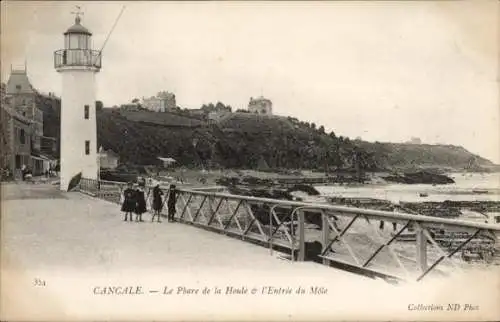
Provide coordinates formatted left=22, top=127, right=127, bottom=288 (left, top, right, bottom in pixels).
left=60, top=166, right=98, bottom=192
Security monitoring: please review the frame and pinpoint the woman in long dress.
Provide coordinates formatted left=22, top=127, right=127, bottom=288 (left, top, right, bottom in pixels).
left=151, top=184, right=164, bottom=223
left=135, top=186, right=147, bottom=222
left=121, top=182, right=136, bottom=222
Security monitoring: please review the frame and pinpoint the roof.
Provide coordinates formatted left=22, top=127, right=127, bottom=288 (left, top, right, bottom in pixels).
left=41, top=136, right=57, bottom=142
left=158, top=157, right=177, bottom=163
left=250, top=96, right=272, bottom=103
left=6, top=70, right=35, bottom=95
left=64, top=17, right=92, bottom=35
left=98, top=146, right=119, bottom=157
left=31, top=153, right=55, bottom=161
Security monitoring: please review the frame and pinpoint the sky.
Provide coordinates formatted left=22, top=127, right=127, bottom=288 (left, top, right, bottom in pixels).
left=2, top=1, right=499, bottom=163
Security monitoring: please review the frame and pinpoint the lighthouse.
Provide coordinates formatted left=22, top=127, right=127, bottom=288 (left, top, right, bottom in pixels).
left=54, top=11, right=101, bottom=191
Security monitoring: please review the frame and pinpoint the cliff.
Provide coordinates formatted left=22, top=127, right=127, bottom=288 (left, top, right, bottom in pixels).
left=39, top=102, right=496, bottom=171
left=356, top=141, right=495, bottom=171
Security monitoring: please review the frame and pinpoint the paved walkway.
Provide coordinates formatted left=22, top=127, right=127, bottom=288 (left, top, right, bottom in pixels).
left=2, top=183, right=499, bottom=321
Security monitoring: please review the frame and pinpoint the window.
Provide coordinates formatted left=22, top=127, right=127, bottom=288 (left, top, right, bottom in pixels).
left=77, top=35, right=89, bottom=49
left=16, top=85, right=21, bottom=90
left=69, top=34, right=78, bottom=49
left=85, top=140, right=90, bottom=155
left=84, top=105, right=89, bottom=119
left=20, top=129, right=26, bottom=144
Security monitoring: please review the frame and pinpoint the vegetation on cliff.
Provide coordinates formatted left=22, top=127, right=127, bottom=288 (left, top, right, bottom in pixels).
left=356, top=141, right=494, bottom=171
left=96, top=109, right=376, bottom=170
left=33, top=91, right=495, bottom=172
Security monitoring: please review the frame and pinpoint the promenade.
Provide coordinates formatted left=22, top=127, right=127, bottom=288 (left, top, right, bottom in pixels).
left=2, top=183, right=499, bottom=321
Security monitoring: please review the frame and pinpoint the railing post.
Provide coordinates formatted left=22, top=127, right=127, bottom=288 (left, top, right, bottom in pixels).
left=416, top=223, right=428, bottom=273
left=321, top=211, right=330, bottom=265
left=290, top=208, right=295, bottom=261
left=297, top=209, right=305, bottom=261
left=269, top=206, right=273, bottom=255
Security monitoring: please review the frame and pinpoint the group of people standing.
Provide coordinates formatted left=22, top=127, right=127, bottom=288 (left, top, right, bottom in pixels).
left=121, top=182, right=177, bottom=223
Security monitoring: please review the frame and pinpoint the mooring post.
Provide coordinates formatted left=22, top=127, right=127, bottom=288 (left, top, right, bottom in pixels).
left=298, top=209, right=305, bottom=261
left=416, top=223, right=428, bottom=273
left=321, top=211, right=330, bottom=265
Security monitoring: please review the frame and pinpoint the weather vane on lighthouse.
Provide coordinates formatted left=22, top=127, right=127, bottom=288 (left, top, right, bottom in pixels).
left=70, top=5, right=84, bottom=24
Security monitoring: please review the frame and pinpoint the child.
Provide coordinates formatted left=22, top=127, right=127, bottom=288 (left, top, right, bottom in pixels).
left=151, top=183, right=164, bottom=223
left=135, top=185, right=147, bottom=222
left=121, top=182, right=136, bottom=222
left=167, top=184, right=177, bottom=222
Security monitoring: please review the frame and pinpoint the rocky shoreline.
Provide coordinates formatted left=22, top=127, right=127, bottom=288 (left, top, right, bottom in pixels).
left=215, top=170, right=456, bottom=187
left=383, top=171, right=455, bottom=185
left=214, top=174, right=499, bottom=220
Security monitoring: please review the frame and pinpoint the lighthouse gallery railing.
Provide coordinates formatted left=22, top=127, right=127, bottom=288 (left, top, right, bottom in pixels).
left=54, top=49, right=102, bottom=69
left=79, top=178, right=500, bottom=282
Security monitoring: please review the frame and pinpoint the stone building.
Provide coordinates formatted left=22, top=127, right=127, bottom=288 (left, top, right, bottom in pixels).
left=2, top=67, right=56, bottom=176
left=248, top=96, right=273, bottom=115
left=6, top=68, right=44, bottom=151
left=1, top=102, right=35, bottom=177
left=142, top=91, right=176, bottom=112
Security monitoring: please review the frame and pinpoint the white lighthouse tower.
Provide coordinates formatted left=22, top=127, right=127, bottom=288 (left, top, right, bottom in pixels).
left=55, top=10, right=101, bottom=191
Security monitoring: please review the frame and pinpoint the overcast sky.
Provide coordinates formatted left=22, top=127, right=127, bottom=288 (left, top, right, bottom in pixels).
left=2, top=1, right=499, bottom=163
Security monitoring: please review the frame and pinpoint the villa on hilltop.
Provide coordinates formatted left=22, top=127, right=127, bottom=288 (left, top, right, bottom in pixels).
left=142, top=91, right=177, bottom=112
left=248, top=96, right=273, bottom=115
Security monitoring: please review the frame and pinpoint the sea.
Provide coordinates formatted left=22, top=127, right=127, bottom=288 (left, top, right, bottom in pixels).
left=315, top=172, right=500, bottom=203
left=312, top=172, right=500, bottom=225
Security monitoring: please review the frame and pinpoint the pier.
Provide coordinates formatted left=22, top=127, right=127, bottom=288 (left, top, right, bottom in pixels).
left=2, top=181, right=500, bottom=320
left=80, top=178, right=500, bottom=282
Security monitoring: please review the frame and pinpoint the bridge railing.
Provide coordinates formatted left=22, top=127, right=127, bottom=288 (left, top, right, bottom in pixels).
left=78, top=178, right=500, bottom=282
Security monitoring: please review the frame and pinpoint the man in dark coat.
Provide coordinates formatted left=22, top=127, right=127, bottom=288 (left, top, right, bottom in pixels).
left=167, top=184, right=177, bottom=222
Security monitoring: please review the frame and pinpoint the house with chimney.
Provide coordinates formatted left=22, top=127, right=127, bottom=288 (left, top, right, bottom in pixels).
left=2, top=66, right=57, bottom=176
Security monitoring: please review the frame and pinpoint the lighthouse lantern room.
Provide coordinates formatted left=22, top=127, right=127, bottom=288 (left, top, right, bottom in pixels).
left=54, top=11, right=101, bottom=191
